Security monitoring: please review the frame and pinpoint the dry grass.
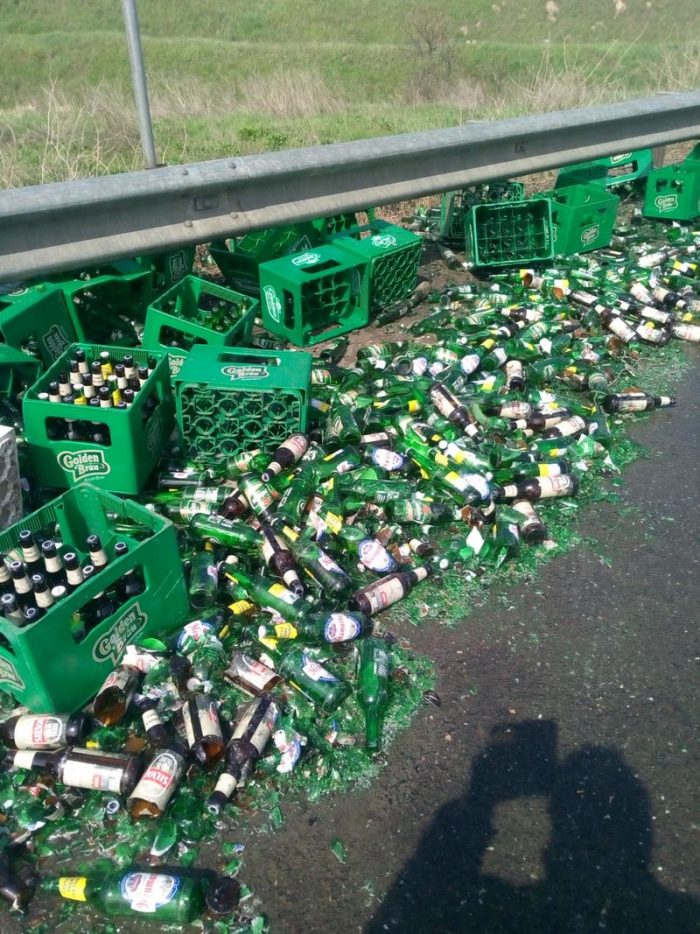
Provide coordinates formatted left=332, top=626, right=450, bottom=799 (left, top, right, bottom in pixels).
left=237, top=71, right=345, bottom=118
left=1, top=35, right=699, bottom=189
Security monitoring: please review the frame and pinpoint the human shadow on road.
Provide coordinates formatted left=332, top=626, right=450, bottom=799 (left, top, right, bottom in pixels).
left=366, top=720, right=699, bottom=934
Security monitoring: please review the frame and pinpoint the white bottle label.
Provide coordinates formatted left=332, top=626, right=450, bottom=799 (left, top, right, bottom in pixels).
left=357, top=539, right=395, bottom=573
left=539, top=475, right=576, bottom=497
left=99, top=667, right=135, bottom=696
left=324, top=613, right=362, bottom=643
left=460, top=353, right=481, bottom=375
left=301, top=653, right=338, bottom=682
left=183, top=699, right=222, bottom=748
left=129, top=751, right=184, bottom=809
left=553, top=415, right=587, bottom=437
left=62, top=756, right=127, bottom=793
left=363, top=577, right=407, bottom=614
left=192, top=487, right=221, bottom=503
left=370, top=448, right=405, bottom=472
left=281, top=434, right=309, bottom=458
left=500, top=400, right=531, bottom=418
left=317, top=552, right=344, bottom=574
left=228, top=653, right=277, bottom=692
left=232, top=698, right=278, bottom=754
left=273, top=729, right=302, bottom=774
left=608, top=316, right=636, bottom=342
left=120, top=873, right=180, bottom=913
left=142, top=709, right=162, bottom=733
left=213, top=772, right=238, bottom=799
left=13, top=715, right=66, bottom=750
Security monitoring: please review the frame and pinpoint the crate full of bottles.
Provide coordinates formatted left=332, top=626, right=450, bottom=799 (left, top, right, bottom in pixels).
left=174, top=345, right=312, bottom=465
left=0, top=483, right=189, bottom=712
left=258, top=243, right=369, bottom=347
left=330, top=219, right=422, bottom=314
left=22, top=343, right=174, bottom=494
left=142, top=275, right=259, bottom=376
left=465, top=198, right=555, bottom=269
left=534, top=183, right=620, bottom=255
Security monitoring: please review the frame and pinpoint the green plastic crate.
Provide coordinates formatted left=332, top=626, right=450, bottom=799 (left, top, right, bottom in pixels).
left=439, top=182, right=525, bottom=244
left=0, top=283, right=81, bottom=367
left=258, top=244, right=369, bottom=347
left=54, top=260, right=154, bottom=346
left=140, top=246, right=195, bottom=291
left=534, top=184, right=620, bottom=255
left=466, top=198, right=554, bottom=269
left=312, top=209, right=376, bottom=238
left=210, top=223, right=324, bottom=296
left=174, top=345, right=312, bottom=465
left=556, top=149, right=654, bottom=190
left=332, top=219, right=421, bottom=313
left=23, top=343, right=174, bottom=494
left=0, top=345, right=42, bottom=399
left=0, top=484, right=188, bottom=712
left=642, top=163, right=700, bottom=222
left=142, top=275, right=259, bottom=376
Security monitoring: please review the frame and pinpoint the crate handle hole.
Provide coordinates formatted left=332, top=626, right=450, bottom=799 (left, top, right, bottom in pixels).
left=217, top=352, right=280, bottom=366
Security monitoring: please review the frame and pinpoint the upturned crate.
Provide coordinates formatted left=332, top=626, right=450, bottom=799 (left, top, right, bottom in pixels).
left=209, top=222, right=324, bottom=297
left=0, top=283, right=81, bottom=367
left=22, top=343, right=174, bottom=494
left=0, top=485, right=188, bottom=712
left=142, top=275, right=259, bottom=376
left=642, top=163, right=700, bottom=222
left=174, top=345, right=312, bottom=464
left=466, top=199, right=554, bottom=269
left=258, top=244, right=369, bottom=346
left=439, top=182, right=525, bottom=244
left=556, top=149, right=654, bottom=190
left=51, top=260, right=154, bottom=346
left=535, top=184, right=620, bottom=255
left=331, top=219, right=422, bottom=313
left=0, top=345, right=42, bottom=399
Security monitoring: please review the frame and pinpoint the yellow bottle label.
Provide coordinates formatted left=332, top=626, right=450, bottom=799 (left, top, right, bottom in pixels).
left=480, top=378, right=496, bottom=392
left=407, top=399, right=420, bottom=413
left=59, top=877, right=88, bottom=902
left=274, top=623, right=299, bottom=639
left=324, top=511, right=343, bottom=535
left=481, top=338, right=495, bottom=350
left=434, top=452, right=448, bottom=467
left=228, top=599, right=254, bottom=616
left=269, top=583, right=296, bottom=603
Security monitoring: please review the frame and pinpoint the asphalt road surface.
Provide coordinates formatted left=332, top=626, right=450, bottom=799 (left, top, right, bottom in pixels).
left=238, top=354, right=700, bottom=934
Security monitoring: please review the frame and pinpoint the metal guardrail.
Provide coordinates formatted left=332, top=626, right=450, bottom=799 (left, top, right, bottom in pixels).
left=0, top=91, right=699, bottom=282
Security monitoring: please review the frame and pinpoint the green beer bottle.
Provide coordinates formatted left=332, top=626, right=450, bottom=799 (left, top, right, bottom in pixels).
left=188, top=514, right=261, bottom=553
left=222, top=563, right=305, bottom=621
left=261, top=640, right=351, bottom=713
left=42, top=869, right=205, bottom=923
left=357, top=638, right=391, bottom=752
left=265, top=609, right=372, bottom=645
left=275, top=524, right=353, bottom=597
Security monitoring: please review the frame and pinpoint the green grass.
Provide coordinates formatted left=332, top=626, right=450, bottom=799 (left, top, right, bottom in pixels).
left=0, top=0, right=698, bottom=186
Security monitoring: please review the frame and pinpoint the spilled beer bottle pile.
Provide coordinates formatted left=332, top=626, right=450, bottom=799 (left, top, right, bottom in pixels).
left=0, top=198, right=697, bottom=932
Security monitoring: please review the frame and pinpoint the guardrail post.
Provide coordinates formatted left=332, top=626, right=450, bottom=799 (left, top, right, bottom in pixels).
left=121, top=0, right=158, bottom=170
